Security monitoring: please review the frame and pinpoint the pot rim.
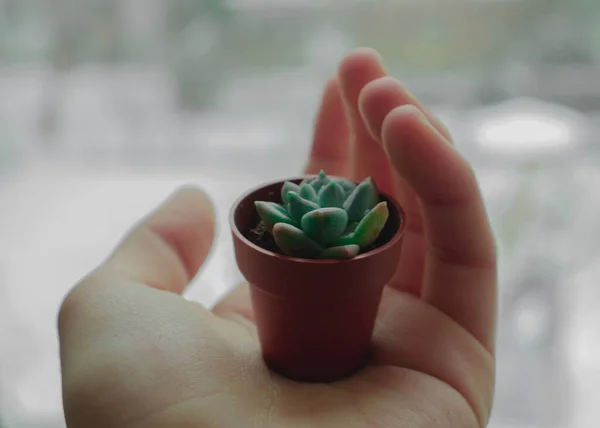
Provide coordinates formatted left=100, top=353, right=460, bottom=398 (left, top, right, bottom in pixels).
left=229, top=174, right=405, bottom=265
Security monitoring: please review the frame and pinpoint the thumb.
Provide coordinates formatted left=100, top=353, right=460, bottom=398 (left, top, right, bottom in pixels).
left=57, top=186, right=216, bottom=427
left=94, top=185, right=215, bottom=294
left=58, top=185, right=216, bottom=341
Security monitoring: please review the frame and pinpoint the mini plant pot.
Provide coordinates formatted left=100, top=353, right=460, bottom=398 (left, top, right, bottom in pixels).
left=230, top=176, right=405, bottom=382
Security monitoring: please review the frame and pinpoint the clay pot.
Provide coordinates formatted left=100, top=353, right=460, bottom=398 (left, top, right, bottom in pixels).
left=230, top=176, right=405, bottom=382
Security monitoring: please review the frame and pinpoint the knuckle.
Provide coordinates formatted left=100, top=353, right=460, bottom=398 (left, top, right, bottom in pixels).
left=57, top=272, right=102, bottom=335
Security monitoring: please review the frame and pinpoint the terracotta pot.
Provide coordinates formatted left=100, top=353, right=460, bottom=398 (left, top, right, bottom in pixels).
left=230, top=176, right=405, bottom=382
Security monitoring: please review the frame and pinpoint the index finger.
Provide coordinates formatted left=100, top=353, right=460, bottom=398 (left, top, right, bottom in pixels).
left=382, top=105, right=498, bottom=353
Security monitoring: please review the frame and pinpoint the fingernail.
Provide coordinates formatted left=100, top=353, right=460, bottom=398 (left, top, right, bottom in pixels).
left=357, top=101, right=380, bottom=143
left=412, top=107, right=452, bottom=145
left=405, top=105, right=432, bottom=128
left=416, top=109, right=432, bottom=127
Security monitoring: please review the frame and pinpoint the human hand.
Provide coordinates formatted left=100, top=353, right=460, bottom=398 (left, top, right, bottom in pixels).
left=58, top=48, right=497, bottom=428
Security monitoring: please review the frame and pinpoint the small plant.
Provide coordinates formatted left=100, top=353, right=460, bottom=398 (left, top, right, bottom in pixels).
left=254, top=171, right=389, bottom=260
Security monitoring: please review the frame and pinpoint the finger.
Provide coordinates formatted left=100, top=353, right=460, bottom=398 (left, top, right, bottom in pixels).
left=358, top=76, right=432, bottom=295
left=305, top=76, right=350, bottom=176
left=381, top=106, right=497, bottom=352
left=372, top=288, right=495, bottom=427
left=89, top=186, right=215, bottom=295
left=359, top=76, right=453, bottom=143
left=337, top=47, right=395, bottom=196
left=58, top=186, right=216, bottom=366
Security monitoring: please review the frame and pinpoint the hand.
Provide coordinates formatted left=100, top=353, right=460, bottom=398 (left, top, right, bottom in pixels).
left=58, top=48, right=497, bottom=428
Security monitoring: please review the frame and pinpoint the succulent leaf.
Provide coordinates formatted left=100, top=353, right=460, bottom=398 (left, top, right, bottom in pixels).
left=350, top=202, right=389, bottom=248
left=335, top=233, right=357, bottom=247
left=254, top=201, right=297, bottom=233
left=300, top=207, right=348, bottom=247
left=253, top=171, right=389, bottom=260
left=343, top=177, right=379, bottom=223
left=319, top=244, right=360, bottom=260
left=281, top=181, right=301, bottom=205
left=310, top=170, right=331, bottom=193
left=344, top=221, right=359, bottom=235
left=333, top=177, right=357, bottom=197
left=300, top=176, right=315, bottom=186
left=299, top=183, right=319, bottom=203
left=273, top=223, right=323, bottom=258
left=318, top=181, right=346, bottom=208
left=287, top=191, right=319, bottom=223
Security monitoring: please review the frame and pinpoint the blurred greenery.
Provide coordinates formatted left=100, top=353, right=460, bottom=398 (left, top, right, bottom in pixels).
left=0, top=0, right=599, bottom=113
left=1, top=0, right=599, bottom=68
left=0, top=132, right=19, bottom=177
left=167, top=0, right=232, bottom=30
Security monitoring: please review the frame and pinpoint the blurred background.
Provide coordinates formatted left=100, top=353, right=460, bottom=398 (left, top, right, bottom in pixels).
left=1, top=0, right=600, bottom=427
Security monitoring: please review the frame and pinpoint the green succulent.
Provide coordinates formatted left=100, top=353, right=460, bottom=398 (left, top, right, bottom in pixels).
left=254, top=171, right=389, bottom=260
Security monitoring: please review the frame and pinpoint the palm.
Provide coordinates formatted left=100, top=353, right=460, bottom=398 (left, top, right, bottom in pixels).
left=60, top=286, right=485, bottom=427
left=59, top=49, right=496, bottom=428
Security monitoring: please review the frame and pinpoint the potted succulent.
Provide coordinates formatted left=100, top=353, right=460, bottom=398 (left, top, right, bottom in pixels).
left=230, top=171, right=405, bottom=382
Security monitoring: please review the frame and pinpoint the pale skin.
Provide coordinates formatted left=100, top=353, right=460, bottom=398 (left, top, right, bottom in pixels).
left=58, top=48, right=497, bottom=428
